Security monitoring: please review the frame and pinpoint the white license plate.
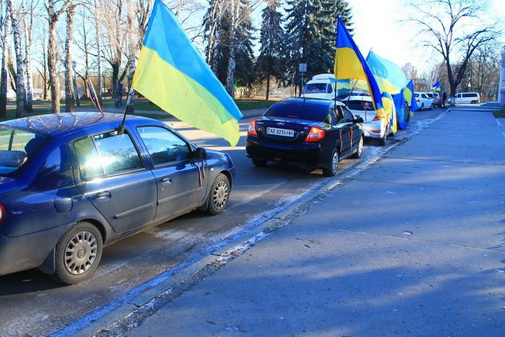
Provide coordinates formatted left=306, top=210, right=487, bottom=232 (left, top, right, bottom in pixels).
left=266, top=127, right=294, bottom=137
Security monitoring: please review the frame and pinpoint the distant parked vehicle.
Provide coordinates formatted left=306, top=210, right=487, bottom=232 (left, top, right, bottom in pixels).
left=454, top=92, right=480, bottom=104
left=414, top=92, right=433, bottom=110
left=432, top=92, right=442, bottom=107
left=345, top=95, right=393, bottom=146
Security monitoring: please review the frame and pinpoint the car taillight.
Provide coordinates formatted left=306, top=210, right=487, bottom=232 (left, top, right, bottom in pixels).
left=305, top=127, right=325, bottom=142
left=372, top=115, right=381, bottom=121
left=0, top=203, right=6, bottom=226
left=248, top=120, right=257, bottom=136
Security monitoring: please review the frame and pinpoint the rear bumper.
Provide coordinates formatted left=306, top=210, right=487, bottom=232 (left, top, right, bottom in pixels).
left=245, top=140, right=331, bottom=170
left=0, top=225, right=66, bottom=276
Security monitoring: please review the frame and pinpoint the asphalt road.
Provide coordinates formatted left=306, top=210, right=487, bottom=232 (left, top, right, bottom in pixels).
left=0, top=107, right=444, bottom=337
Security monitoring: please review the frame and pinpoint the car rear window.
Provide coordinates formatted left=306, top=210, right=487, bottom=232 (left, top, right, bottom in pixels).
left=345, top=100, right=374, bottom=111
left=264, top=101, right=329, bottom=122
left=0, top=127, right=48, bottom=176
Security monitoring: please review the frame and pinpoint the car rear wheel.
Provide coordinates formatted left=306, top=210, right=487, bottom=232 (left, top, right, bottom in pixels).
left=322, top=148, right=339, bottom=177
left=252, top=158, right=267, bottom=167
left=351, top=136, right=364, bottom=158
left=52, top=222, right=103, bottom=285
left=207, top=173, right=230, bottom=215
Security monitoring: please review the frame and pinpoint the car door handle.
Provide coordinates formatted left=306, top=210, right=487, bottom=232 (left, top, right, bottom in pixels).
left=96, top=191, right=111, bottom=201
left=161, top=176, right=172, bottom=184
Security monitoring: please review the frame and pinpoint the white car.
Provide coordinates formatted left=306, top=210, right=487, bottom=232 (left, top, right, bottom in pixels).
left=454, top=92, right=480, bottom=104
left=345, top=95, right=393, bottom=146
left=414, top=92, right=433, bottom=110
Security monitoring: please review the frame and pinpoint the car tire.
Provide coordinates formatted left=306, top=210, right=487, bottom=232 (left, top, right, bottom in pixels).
left=51, top=222, right=103, bottom=285
left=206, top=173, right=230, bottom=215
left=252, top=158, right=267, bottom=167
left=351, top=136, right=364, bottom=158
left=322, top=148, right=339, bottom=177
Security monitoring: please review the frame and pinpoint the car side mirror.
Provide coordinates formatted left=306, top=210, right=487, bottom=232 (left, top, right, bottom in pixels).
left=354, top=116, right=364, bottom=123
left=192, top=147, right=207, bottom=160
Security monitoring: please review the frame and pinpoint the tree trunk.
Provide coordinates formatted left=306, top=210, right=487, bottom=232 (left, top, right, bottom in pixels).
left=22, top=0, right=33, bottom=113
left=94, top=0, right=103, bottom=105
left=48, top=18, right=60, bottom=113
left=0, top=1, right=12, bottom=119
left=64, top=3, right=75, bottom=112
left=10, top=0, right=26, bottom=118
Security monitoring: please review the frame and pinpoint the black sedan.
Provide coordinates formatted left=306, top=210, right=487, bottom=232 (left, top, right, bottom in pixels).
left=246, top=98, right=364, bottom=176
left=0, top=113, right=234, bottom=284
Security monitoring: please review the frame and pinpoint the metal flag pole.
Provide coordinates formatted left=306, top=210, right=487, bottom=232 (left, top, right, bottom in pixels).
left=118, top=89, right=135, bottom=135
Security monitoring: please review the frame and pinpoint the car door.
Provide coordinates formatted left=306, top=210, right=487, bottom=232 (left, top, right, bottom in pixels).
left=136, top=126, right=204, bottom=222
left=342, top=106, right=362, bottom=151
left=72, top=130, right=157, bottom=233
left=333, top=105, right=356, bottom=156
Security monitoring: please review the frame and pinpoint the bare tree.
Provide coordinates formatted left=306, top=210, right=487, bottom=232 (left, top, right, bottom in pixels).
left=0, top=0, right=12, bottom=119
left=21, top=0, right=37, bottom=113
left=46, top=0, right=72, bottom=114
left=9, top=0, right=26, bottom=117
left=64, top=1, right=75, bottom=112
left=407, top=0, right=501, bottom=102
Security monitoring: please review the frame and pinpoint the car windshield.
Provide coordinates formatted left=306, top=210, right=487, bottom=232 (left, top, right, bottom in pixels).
left=303, top=83, right=330, bottom=94
left=345, top=100, right=373, bottom=111
left=264, top=101, right=330, bottom=122
left=0, top=127, right=48, bottom=176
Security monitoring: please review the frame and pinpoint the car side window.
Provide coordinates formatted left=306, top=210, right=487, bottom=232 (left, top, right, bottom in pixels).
left=73, top=131, right=143, bottom=180
left=137, top=126, right=191, bottom=166
left=324, top=109, right=337, bottom=125
left=341, top=106, right=355, bottom=122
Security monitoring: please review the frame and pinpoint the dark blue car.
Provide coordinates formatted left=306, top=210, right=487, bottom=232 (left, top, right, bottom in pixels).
left=246, top=98, right=364, bottom=176
left=0, top=112, right=235, bottom=284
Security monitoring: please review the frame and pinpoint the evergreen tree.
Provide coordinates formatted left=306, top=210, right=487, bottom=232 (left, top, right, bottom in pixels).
left=255, top=0, right=286, bottom=100
left=284, top=0, right=353, bottom=92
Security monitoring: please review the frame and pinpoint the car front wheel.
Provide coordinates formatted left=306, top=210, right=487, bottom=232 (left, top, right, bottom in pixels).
left=207, top=173, right=230, bottom=215
left=52, top=222, right=103, bottom=285
left=322, top=148, right=339, bottom=177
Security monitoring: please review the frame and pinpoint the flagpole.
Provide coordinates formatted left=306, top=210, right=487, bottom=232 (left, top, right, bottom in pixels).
left=118, top=89, right=135, bottom=135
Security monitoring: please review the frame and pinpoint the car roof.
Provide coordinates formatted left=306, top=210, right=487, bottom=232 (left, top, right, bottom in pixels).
left=282, top=97, right=345, bottom=107
left=0, top=112, right=158, bottom=136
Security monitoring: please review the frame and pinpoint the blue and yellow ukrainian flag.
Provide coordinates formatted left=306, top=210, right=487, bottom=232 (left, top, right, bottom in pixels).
left=366, top=51, right=408, bottom=94
left=132, top=0, right=242, bottom=146
left=334, top=17, right=383, bottom=111
left=403, top=79, right=419, bottom=113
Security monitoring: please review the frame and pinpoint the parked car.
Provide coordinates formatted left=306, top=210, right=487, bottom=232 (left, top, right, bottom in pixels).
left=0, top=113, right=235, bottom=284
left=246, top=97, right=364, bottom=177
left=344, top=95, right=393, bottom=146
left=432, top=92, right=442, bottom=107
left=454, top=92, right=480, bottom=104
left=414, top=92, right=433, bottom=110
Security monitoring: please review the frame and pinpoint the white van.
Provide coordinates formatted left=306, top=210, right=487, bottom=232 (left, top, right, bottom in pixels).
left=302, top=74, right=336, bottom=100
left=455, top=92, right=480, bottom=104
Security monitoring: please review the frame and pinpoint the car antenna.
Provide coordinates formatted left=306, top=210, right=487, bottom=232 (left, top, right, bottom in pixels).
left=118, top=88, right=135, bottom=135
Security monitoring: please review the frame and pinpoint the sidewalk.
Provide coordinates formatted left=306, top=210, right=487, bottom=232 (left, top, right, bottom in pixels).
left=94, top=106, right=505, bottom=336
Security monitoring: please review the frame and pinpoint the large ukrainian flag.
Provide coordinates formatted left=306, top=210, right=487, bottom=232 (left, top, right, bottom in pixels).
left=132, top=0, right=242, bottom=146
left=366, top=51, right=408, bottom=94
left=334, top=17, right=383, bottom=111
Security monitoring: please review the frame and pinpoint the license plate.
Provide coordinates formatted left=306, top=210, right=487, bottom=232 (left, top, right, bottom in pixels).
left=266, top=127, right=294, bottom=137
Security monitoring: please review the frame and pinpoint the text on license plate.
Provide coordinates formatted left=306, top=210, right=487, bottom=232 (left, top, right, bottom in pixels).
left=266, top=127, right=294, bottom=137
